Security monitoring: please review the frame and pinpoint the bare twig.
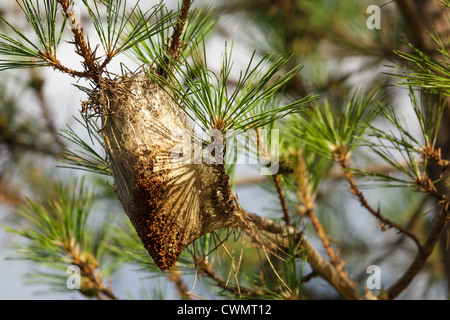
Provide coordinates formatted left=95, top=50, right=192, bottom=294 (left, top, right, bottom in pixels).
left=301, top=271, right=318, bottom=283
left=157, top=0, right=192, bottom=76
left=337, top=155, right=422, bottom=250
left=169, top=270, right=192, bottom=300
left=39, top=50, right=91, bottom=79
left=385, top=203, right=449, bottom=299
left=197, top=259, right=258, bottom=297
left=272, top=174, right=291, bottom=225
left=56, top=0, right=102, bottom=84
left=168, top=0, right=191, bottom=60
left=244, top=211, right=377, bottom=300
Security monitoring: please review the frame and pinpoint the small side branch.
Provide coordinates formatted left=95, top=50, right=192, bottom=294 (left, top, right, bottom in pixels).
left=272, top=174, right=291, bottom=225
left=338, top=157, right=422, bottom=250
left=245, top=211, right=377, bottom=300
left=302, top=207, right=345, bottom=274
left=168, top=0, right=191, bottom=60
left=197, top=259, right=258, bottom=297
left=169, top=270, right=192, bottom=300
left=39, top=50, right=91, bottom=79
left=386, top=203, right=449, bottom=299
left=157, top=0, right=192, bottom=76
left=65, top=241, right=118, bottom=300
left=295, top=150, right=345, bottom=275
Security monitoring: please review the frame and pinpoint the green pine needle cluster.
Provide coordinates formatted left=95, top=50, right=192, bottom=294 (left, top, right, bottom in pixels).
left=150, top=41, right=318, bottom=136
left=0, top=0, right=65, bottom=70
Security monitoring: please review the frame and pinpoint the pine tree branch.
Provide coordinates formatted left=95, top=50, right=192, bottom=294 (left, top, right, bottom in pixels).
left=295, top=150, right=346, bottom=276
left=39, top=50, right=90, bottom=78
left=168, top=0, right=191, bottom=60
left=157, top=0, right=192, bottom=77
left=272, top=174, right=291, bottom=225
left=300, top=271, right=318, bottom=283
left=300, top=207, right=346, bottom=275
left=337, top=155, right=422, bottom=250
left=169, top=270, right=192, bottom=300
left=197, top=259, right=259, bottom=297
left=385, top=203, right=449, bottom=299
left=56, top=0, right=101, bottom=84
left=244, top=211, right=377, bottom=300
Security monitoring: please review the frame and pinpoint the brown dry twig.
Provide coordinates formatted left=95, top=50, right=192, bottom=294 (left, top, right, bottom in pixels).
left=385, top=200, right=449, bottom=299
left=272, top=174, right=291, bottom=225
left=245, top=211, right=377, bottom=300
left=336, top=152, right=422, bottom=250
left=196, top=258, right=258, bottom=297
left=57, top=0, right=100, bottom=80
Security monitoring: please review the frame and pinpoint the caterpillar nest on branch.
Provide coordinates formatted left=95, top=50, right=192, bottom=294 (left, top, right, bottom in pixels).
left=97, top=73, right=247, bottom=271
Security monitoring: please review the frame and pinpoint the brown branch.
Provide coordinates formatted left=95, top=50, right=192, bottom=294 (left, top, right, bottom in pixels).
left=197, top=259, right=258, bottom=297
left=335, top=147, right=450, bottom=299
left=168, top=0, right=191, bottom=60
left=157, top=0, right=192, bottom=76
left=65, top=241, right=118, bottom=300
left=244, top=211, right=377, bottom=300
left=56, top=0, right=101, bottom=84
left=233, top=159, right=414, bottom=187
left=386, top=203, right=449, bottom=299
left=169, top=270, right=192, bottom=300
left=295, top=150, right=346, bottom=275
left=39, top=50, right=90, bottom=79
left=272, top=174, right=291, bottom=224
left=300, top=271, right=318, bottom=283
left=303, top=208, right=346, bottom=274
left=338, top=156, right=422, bottom=250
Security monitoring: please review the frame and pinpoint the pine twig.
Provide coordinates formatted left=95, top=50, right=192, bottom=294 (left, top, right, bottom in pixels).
left=301, top=207, right=346, bottom=274
left=337, top=155, right=422, bottom=250
left=245, top=211, right=377, bottom=300
left=197, top=259, right=257, bottom=297
left=168, top=0, right=191, bottom=60
left=39, top=50, right=91, bottom=79
left=295, top=150, right=346, bottom=277
left=300, top=271, right=318, bottom=283
left=56, top=0, right=102, bottom=84
left=65, top=241, right=119, bottom=300
left=169, top=270, right=192, bottom=300
left=157, top=0, right=192, bottom=77
left=385, top=201, right=449, bottom=299
left=272, top=174, right=291, bottom=225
